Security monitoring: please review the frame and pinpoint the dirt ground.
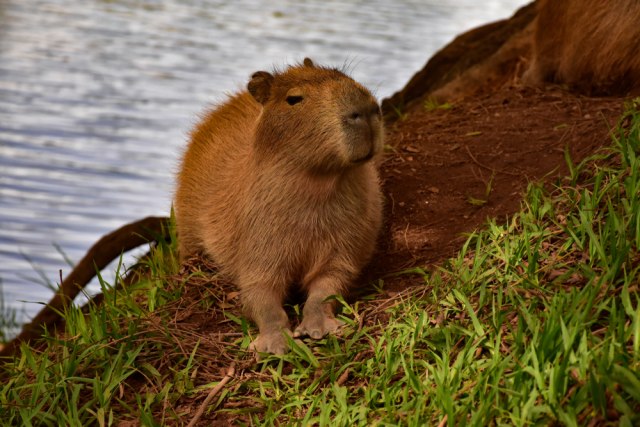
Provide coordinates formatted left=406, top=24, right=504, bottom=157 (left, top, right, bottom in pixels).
left=372, top=85, right=624, bottom=290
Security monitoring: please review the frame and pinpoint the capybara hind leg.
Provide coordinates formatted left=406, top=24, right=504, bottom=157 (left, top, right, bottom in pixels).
left=294, top=276, right=345, bottom=339
left=243, top=285, right=292, bottom=355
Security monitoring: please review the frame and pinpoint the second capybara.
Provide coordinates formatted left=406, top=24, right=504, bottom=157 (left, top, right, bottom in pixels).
left=174, top=58, right=384, bottom=354
left=523, top=0, right=640, bottom=95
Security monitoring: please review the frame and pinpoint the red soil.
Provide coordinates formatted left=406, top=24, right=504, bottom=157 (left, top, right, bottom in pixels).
left=372, top=85, right=624, bottom=290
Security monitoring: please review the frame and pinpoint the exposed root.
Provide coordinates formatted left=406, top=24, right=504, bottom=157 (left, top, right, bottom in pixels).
left=187, top=364, right=236, bottom=427
left=0, top=216, right=170, bottom=360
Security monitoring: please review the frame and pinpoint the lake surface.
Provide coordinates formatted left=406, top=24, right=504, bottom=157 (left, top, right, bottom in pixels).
left=0, top=0, right=527, bottom=331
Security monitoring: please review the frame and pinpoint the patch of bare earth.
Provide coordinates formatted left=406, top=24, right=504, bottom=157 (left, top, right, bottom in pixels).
left=372, top=85, right=624, bottom=290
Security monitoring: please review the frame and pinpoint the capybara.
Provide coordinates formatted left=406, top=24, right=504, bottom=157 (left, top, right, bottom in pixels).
left=523, top=0, right=640, bottom=95
left=175, top=58, right=383, bottom=354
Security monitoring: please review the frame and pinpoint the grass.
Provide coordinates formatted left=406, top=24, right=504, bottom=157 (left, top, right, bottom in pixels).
left=1, top=101, right=639, bottom=425
left=424, top=97, right=454, bottom=112
left=467, top=172, right=494, bottom=207
left=0, top=281, right=20, bottom=342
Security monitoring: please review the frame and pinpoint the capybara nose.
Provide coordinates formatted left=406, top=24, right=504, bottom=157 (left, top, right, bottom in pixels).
left=344, top=102, right=380, bottom=127
left=346, top=111, right=365, bottom=125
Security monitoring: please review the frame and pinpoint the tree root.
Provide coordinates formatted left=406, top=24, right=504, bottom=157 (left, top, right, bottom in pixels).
left=187, top=364, right=236, bottom=427
left=0, top=216, right=170, bottom=360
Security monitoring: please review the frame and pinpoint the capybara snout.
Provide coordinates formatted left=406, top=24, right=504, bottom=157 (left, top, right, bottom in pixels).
left=342, top=93, right=383, bottom=164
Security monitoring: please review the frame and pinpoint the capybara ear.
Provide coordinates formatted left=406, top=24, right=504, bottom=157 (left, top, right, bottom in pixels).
left=248, top=71, right=274, bottom=104
left=303, top=58, right=314, bottom=68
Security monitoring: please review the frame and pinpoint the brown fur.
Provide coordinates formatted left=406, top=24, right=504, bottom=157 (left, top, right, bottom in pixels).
left=524, top=0, right=640, bottom=95
left=431, top=20, right=534, bottom=102
left=174, top=59, right=383, bottom=354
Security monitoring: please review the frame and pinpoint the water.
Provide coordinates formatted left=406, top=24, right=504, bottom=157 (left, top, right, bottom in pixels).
left=0, top=0, right=527, bottom=329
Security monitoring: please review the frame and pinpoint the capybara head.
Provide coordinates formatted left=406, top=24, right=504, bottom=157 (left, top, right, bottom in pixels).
left=247, top=58, right=383, bottom=173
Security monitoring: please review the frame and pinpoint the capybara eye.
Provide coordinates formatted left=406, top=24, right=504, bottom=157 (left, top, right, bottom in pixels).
left=286, top=95, right=303, bottom=105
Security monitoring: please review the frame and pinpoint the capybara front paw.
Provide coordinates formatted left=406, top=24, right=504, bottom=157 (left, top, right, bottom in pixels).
left=249, top=330, right=291, bottom=355
left=293, top=314, right=344, bottom=339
